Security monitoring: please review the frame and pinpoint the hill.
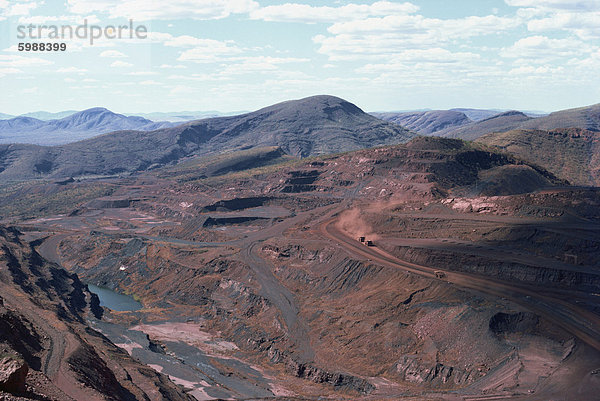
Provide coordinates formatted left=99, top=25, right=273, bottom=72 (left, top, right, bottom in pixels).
left=0, top=95, right=415, bottom=180
left=20, top=110, right=78, bottom=120
left=439, top=111, right=532, bottom=140
left=519, top=103, right=600, bottom=132
left=449, top=108, right=503, bottom=121
left=0, top=108, right=175, bottom=145
left=433, top=104, right=599, bottom=140
left=372, top=110, right=471, bottom=135
left=476, top=128, right=600, bottom=186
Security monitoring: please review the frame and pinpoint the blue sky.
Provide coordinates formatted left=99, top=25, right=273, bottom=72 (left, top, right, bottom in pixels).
left=0, top=0, right=599, bottom=114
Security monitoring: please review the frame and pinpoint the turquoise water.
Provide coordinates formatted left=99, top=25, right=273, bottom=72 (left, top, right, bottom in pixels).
left=87, top=284, right=142, bottom=311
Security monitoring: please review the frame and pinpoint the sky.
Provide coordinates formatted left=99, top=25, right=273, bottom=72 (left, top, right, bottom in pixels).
left=0, top=0, right=599, bottom=115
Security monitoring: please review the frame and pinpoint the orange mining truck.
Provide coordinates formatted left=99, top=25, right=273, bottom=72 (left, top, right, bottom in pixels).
left=365, top=240, right=374, bottom=246
left=358, top=236, right=365, bottom=242
left=434, top=270, right=446, bottom=279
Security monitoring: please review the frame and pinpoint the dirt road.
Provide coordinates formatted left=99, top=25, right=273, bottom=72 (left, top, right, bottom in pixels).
left=320, top=216, right=600, bottom=352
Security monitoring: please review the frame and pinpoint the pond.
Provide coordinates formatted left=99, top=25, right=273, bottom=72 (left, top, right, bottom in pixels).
left=87, top=284, right=142, bottom=311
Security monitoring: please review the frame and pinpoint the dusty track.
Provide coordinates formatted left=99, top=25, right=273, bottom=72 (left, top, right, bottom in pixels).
left=234, top=205, right=341, bottom=363
left=320, top=216, right=600, bottom=352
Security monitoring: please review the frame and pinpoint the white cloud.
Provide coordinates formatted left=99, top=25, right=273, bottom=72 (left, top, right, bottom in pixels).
left=328, top=14, right=520, bottom=37
left=250, top=1, right=419, bottom=23
left=315, top=14, right=522, bottom=60
left=0, top=67, right=22, bottom=77
left=161, top=34, right=238, bottom=49
left=508, top=65, right=564, bottom=75
left=169, top=85, right=195, bottom=96
left=0, top=55, right=53, bottom=68
left=2, top=0, right=38, bottom=18
left=22, top=86, right=38, bottom=94
left=159, top=64, right=186, bottom=69
left=178, top=40, right=243, bottom=63
left=357, top=48, right=481, bottom=73
left=67, top=0, right=258, bottom=20
left=526, top=11, right=600, bottom=39
left=100, top=50, right=127, bottom=58
left=128, top=71, right=157, bottom=75
left=506, top=0, right=600, bottom=39
left=17, top=14, right=100, bottom=25
left=218, top=56, right=310, bottom=75
left=110, top=60, right=133, bottom=67
left=500, top=35, right=593, bottom=61
left=140, top=80, right=161, bottom=85
left=57, top=66, right=88, bottom=73
left=505, top=0, right=600, bottom=12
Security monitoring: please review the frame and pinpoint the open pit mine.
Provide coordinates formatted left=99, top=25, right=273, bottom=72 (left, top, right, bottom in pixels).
left=0, top=98, right=599, bottom=400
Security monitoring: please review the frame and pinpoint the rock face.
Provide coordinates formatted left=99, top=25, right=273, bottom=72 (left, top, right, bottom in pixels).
left=0, top=356, right=28, bottom=393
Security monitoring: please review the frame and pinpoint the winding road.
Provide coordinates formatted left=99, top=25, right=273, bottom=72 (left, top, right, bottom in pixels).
left=320, top=216, right=600, bottom=352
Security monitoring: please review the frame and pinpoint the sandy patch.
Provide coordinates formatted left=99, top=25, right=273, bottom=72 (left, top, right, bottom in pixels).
left=147, top=364, right=163, bottom=373
left=189, top=388, right=212, bottom=401
left=131, top=322, right=238, bottom=355
left=114, top=342, right=143, bottom=355
left=168, top=376, right=199, bottom=389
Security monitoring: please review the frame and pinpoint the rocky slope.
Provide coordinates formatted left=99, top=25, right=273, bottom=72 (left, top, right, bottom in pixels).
left=0, top=226, right=193, bottom=400
left=477, top=128, right=600, bottom=186
left=0, top=95, right=414, bottom=181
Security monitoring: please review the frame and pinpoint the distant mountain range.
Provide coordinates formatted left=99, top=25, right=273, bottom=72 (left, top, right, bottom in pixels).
left=444, top=104, right=600, bottom=140
left=0, top=95, right=414, bottom=180
left=0, top=106, right=551, bottom=146
left=0, top=109, right=249, bottom=145
left=375, top=104, right=599, bottom=141
left=2, top=99, right=599, bottom=186
left=0, top=108, right=177, bottom=145
left=372, top=108, right=547, bottom=139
